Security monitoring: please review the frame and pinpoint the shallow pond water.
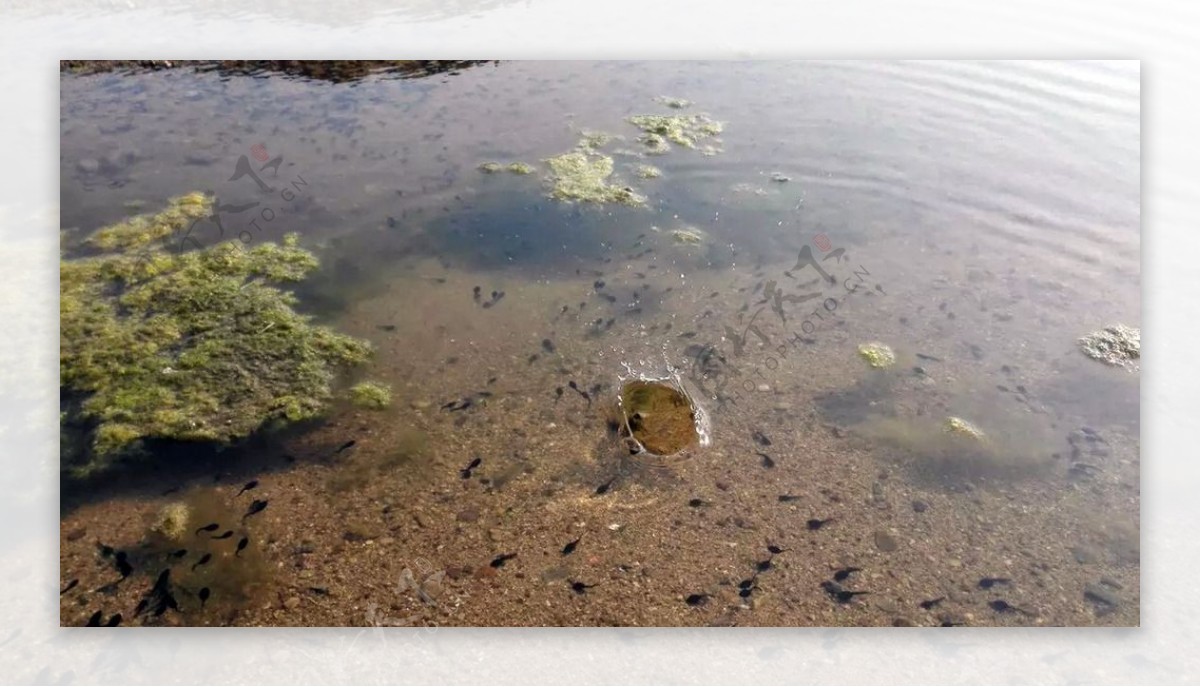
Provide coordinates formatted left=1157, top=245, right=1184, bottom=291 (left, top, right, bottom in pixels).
left=60, top=60, right=1139, bottom=627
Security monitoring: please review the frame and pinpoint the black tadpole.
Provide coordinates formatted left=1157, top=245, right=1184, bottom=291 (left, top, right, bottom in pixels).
left=562, top=536, right=582, bottom=556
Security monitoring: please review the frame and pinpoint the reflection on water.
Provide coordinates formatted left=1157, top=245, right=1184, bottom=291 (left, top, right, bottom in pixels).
left=60, top=61, right=1140, bottom=627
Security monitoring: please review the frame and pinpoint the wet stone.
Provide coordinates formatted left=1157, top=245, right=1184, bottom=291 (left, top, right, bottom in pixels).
left=874, top=530, right=900, bottom=552
left=871, top=482, right=887, bottom=507
left=617, top=379, right=700, bottom=456
left=911, top=500, right=929, bottom=513
left=456, top=509, right=480, bottom=523
left=1084, top=584, right=1120, bottom=610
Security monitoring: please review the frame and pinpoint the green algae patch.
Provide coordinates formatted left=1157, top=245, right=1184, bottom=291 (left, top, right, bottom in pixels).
left=577, top=130, right=618, bottom=150
left=858, top=342, right=896, bottom=369
left=478, top=161, right=536, bottom=175
left=617, top=380, right=700, bottom=457
left=943, top=416, right=986, bottom=441
left=634, top=164, right=662, bottom=179
left=349, top=381, right=392, bottom=409
left=656, top=96, right=692, bottom=109
left=544, top=150, right=645, bottom=206
left=638, top=133, right=671, bottom=155
left=1078, top=324, right=1140, bottom=369
left=150, top=501, right=191, bottom=542
left=60, top=193, right=373, bottom=471
left=670, top=227, right=704, bottom=245
left=627, top=113, right=723, bottom=152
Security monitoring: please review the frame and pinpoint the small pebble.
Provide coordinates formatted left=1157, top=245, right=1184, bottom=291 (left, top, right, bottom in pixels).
left=1084, top=584, right=1120, bottom=610
left=874, top=530, right=899, bottom=552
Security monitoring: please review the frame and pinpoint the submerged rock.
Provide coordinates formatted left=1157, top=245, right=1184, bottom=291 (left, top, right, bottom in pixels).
left=616, top=379, right=701, bottom=457
left=943, top=416, right=986, bottom=441
left=671, top=228, right=704, bottom=245
left=1078, top=324, right=1140, bottom=368
left=873, top=530, right=900, bottom=552
left=857, top=342, right=896, bottom=369
left=60, top=193, right=373, bottom=471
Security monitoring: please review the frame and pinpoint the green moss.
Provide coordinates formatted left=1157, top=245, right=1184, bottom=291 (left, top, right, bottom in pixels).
left=857, top=342, right=896, bottom=369
left=349, top=381, right=392, bottom=409
left=60, top=193, right=373, bottom=470
left=627, top=113, right=723, bottom=152
left=543, top=150, right=646, bottom=206
left=506, top=162, right=535, bottom=175
left=477, top=162, right=503, bottom=173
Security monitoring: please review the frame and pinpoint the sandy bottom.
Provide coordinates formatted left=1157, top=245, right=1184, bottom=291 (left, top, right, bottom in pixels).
left=60, top=232, right=1140, bottom=628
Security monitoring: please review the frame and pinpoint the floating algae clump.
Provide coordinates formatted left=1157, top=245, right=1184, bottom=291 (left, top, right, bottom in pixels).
left=150, top=502, right=190, bottom=541
left=349, top=381, right=392, bottom=409
left=635, top=164, right=662, bottom=179
left=478, top=161, right=535, bottom=175
left=858, top=342, right=896, bottom=369
left=943, top=416, right=986, bottom=441
left=577, top=130, right=617, bottom=150
left=60, top=193, right=373, bottom=470
left=656, top=96, right=692, bottom=109
left=638, top=133, right=671, bottom=155
left=627, top=113, right=724, bottom=152
left=1078, top=324, right=1140, bottom=369
left=544, top=149, right=645, bottom=206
